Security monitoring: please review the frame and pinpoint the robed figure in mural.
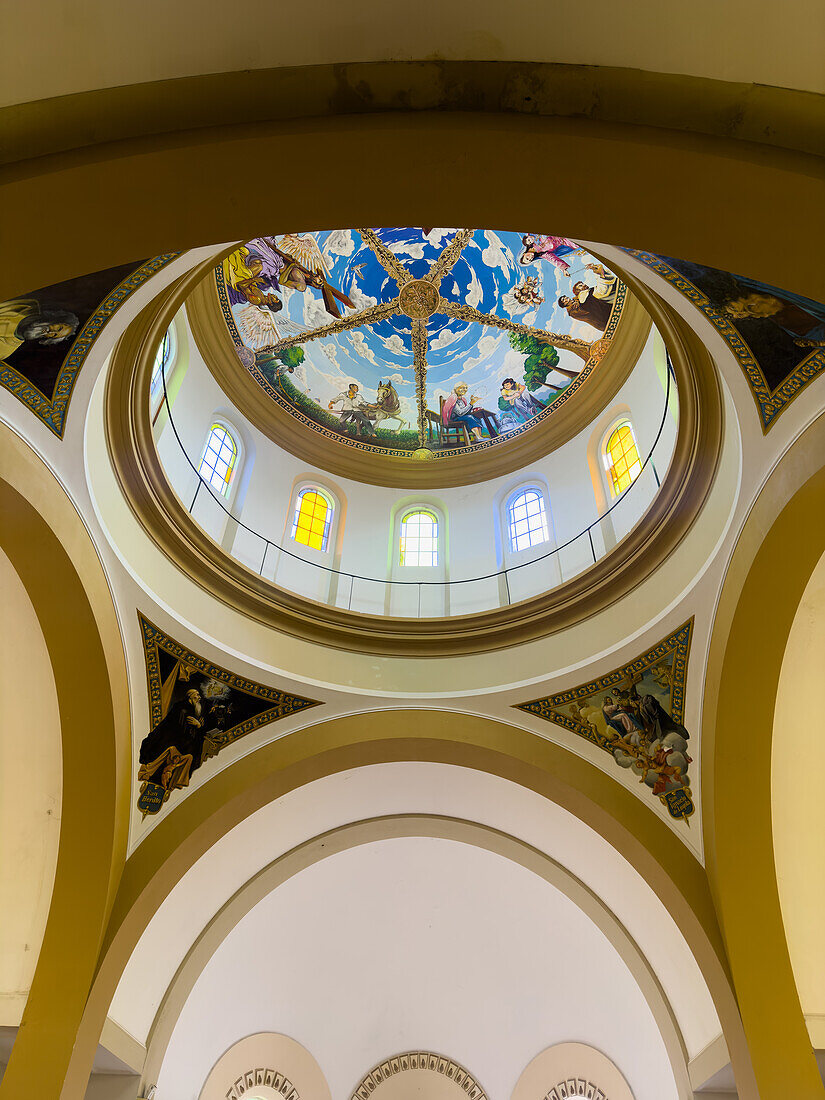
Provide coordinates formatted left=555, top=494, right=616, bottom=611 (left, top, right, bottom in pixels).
left=0, top=299, right=79, bottom=361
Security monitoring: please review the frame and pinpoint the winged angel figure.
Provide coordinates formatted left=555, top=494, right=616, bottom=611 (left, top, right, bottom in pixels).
left=266, top=233, right=355, bottom=319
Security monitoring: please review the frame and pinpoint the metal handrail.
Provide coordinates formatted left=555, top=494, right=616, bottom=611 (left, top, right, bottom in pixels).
left=158, top=351, right=674, bottom=595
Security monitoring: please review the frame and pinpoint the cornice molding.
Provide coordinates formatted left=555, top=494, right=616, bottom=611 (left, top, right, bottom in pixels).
left=105, top=250, right=722, bottom=656
left=3, top=61, right=823, bottom=169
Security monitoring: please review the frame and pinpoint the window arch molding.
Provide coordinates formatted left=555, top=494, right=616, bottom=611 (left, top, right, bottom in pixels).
left=494, top=476, right=560, bottom=604
left=602, top=418, right=642, bottom=499
left=388, top=498, right=448, bottom=615
left=500, top=480, right=554, bottom=559
left=195, top=413, right=252, bottom=512
left=586, top=403, right=637, bottom=517
left=149, top=320, right=177, bottom=402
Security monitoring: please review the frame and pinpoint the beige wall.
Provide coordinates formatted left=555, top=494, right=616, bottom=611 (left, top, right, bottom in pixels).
left=773, top=548, right=825, bottom=1022
left=0, top=547, right=61, bottom=1023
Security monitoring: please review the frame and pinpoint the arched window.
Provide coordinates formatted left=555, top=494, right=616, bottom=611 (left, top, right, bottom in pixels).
left=399, top=510, right=439, bottom=567
left=149, top=326, right=174, bottom=397
left=604, top=421, right=642, bottom=495
left=507, top=488, right=549, bottom=552
left=290, top=488, right=333, bottom=552
left=198, top=423, right=237, bottom=496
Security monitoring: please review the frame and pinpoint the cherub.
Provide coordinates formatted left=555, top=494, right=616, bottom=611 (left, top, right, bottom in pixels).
left=512, top=275, right=544, bottom=308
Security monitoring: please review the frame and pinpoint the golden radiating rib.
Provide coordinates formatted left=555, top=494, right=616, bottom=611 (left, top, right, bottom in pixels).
left=411, top=318, right=429, bottom=447
left=357, top=227, right=412, bottom=289
left=424, top=228, right=475, bottom=285
left=439, top=301, right=594, bottom=363
left=262, top=299, right=402, bottom=352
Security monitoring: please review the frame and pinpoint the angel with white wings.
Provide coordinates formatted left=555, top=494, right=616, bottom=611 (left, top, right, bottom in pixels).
left=263, top=233, right=355, bottom=319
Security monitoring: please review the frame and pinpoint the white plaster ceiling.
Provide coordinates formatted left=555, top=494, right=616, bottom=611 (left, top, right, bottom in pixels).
left=155, top=835, right=679, bottom=1100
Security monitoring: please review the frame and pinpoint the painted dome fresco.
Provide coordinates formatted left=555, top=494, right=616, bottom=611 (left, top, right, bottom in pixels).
left=210, top=228, right=631, bottom=462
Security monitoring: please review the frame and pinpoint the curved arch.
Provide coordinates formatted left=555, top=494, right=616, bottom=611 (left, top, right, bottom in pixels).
left=703, top=411, right=825, bottom=1096
left=1, top=68, right=822, bottom=301
left=62, top=711, right=755, bottom=1097
left=139, top=814, right=692, bottom=1098
left=0, top=423, right=131, bottom=1097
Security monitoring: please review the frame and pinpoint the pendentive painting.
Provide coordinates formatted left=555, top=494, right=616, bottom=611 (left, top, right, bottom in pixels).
left=626, top=250, right=825, bottom=430
left=136, top=615, right=320, bottom=816
left=213, top=228, right=627, bottom=460
left=515, top=621, right=695, bottom=821
left=0, top=255, right=180, bottom=436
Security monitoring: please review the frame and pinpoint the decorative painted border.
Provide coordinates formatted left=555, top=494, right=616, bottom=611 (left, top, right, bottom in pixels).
left=544, top=1080, right=608, bottom=1100
left=624, top=249, right=825, bottom=432
left=0, top=252, right=181, bottom=437
left=514, top=620, right=694, bottom=821
left=226, top=1068, right=299, bottom=1100
left=352, top=1052, right=487, bottom=1100
left=137, top=613, right=321, bottom=814
left=214, top=248, right=626, bottom=461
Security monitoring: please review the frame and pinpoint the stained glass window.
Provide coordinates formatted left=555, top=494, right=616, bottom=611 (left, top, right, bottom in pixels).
left=399, top=510, right=438, bottom=567
left=291, top=488, right=332, bottom=552
left=150, top=328, right=173, bottom=395
left=605, top=421, right=642, bottom=495
left=507, top=489, right=549, bottom=552
left=198, top=423, right=237, bottom=496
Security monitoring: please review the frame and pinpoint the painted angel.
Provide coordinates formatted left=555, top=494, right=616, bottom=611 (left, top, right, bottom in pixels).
left=266, top=233, right=355, bottom=319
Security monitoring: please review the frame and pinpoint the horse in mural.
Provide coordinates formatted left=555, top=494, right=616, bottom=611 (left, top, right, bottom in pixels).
left=367, top=380, right=409, bottom=432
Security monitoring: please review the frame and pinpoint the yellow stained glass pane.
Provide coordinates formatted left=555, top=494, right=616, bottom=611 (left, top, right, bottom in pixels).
left=606, top=423, right=641, bottom=495
left=291, top=488, right=330, bottom=551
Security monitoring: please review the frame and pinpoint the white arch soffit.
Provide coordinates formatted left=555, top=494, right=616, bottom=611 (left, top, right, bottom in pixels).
left=141, top=818, right=692, bottom=1099
left=110, top=764, right=719, bottom=1069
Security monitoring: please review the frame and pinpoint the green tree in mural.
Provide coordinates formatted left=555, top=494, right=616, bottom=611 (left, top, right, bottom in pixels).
left=257, top=345, right=305, bottom=386
left=508, top=332, right=562, bottom=391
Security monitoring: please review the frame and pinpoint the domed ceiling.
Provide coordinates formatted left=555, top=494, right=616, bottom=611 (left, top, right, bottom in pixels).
left=211, top=228, right=629, bottom=463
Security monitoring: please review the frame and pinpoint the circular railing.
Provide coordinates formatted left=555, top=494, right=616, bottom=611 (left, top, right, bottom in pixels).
left=157, top=355, right=675, bottom=618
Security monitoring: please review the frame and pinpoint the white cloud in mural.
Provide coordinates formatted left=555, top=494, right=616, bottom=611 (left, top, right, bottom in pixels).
left=456, top=331, right=503, bottom=374
left=389, top=239, right=425, bottom=261
left=430, top=327, right=460, bottom=351
left=348, top=329, right=378, bottom=366
left=321, top=342, right=343, bottom=370
left=323, top=229, right=355, bottom=259
left=349, top=286, right=378, bottom=311
left=302, top=295, right=329, bottom=328
left=466, top=267, right=483, bottom=309
left=424, top=228, right=459, bottom=247
left=557, top=317, right=600, bottom=341
left=382, top=372, right=405, bottom=385
left=381, top=333, right=406, bottom=355
left=481, top=230, right=511, bottom=274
